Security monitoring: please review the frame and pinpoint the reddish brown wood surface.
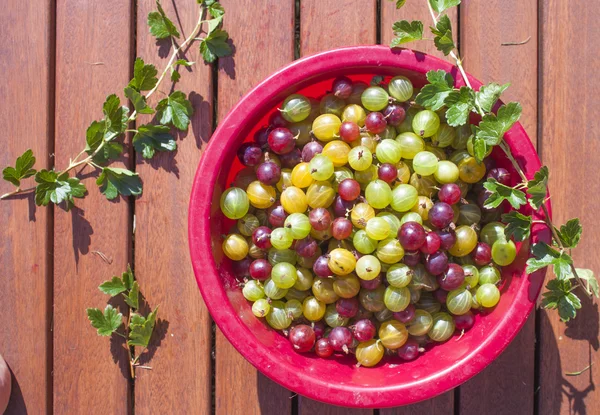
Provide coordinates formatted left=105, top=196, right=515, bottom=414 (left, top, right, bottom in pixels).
left=380, top=1, right=457, bottom=60
left=539, top=1, right=600, bottom=414
left=458, top=2, right=539, bottom=414
left=298, top=1, right=375, bottom=413
left=381, top=391, right=453, bottom=415
left=214, top=1, right=295, bottom=414
left=52, top=1, right=132, bottom=413
left=0, top=1, right=53, bottom=413
left=132, top=2, right=213, bottom=414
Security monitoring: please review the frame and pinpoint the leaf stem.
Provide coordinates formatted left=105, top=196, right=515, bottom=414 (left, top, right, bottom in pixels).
left=0, top=186, right=36, bottom=199
left=125, top=311, right=135, bottom=379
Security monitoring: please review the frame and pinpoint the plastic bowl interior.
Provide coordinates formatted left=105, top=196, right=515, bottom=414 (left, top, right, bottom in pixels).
left=189, top=46, right=550, bottom=408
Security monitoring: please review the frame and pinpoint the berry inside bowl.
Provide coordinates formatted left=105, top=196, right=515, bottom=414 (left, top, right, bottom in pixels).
left=188, top=46, right=550, bottom=408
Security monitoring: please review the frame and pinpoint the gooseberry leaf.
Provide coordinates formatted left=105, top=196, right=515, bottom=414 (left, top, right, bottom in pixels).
left=430, top=15, right=455, bottom=56
left=475, top=102, right=522, bottom=146
left=390, top=20, right=423, bottom=47
left=501, top=211, right=532, bottom=242
left=128, top=58, right=159, bottom=92
left=87, top=305, right=123, bottom=336
left=96, top=167, right=142, bottom=200
left=555, top=218, right=582, bottom=249
left=147, top=1, right=180, bottom=40
left=415, top=70, right=455, bottom=111
left=128, top=307, right=158, bottom=347
left=472, top=137, right=489, bottom=163
left=526, top=241, right=573, bottom=280
left=476, top=83, right=510, bottom=113
left=542, top=278, right=581, bottom=322
left=124, top=86, right=154, bottom=115
left=124, top=282, right=140, bottom=310
left=102, top=95, right=130, bottom=142
left=34, top=170, right=87, bottom=211
left=2, top=149, right=36, bottom=187
left=99, top=277, right=128, bottom=296
left=199, top=29, right=232, bottom=63
left=208, top=2, right=225, bottom=18
left=428, top=0, right=461, bottom=13
left=444, top=86, right=476, bottom=126
left=482, top=178, right=527, bottom=209
left=571, top=269, right=599, bottom=298
left=527, top=166, right=549, bottom=210
left=85, top=121, right=124, bottom=164
left=133, top=124, right=177, bottom=159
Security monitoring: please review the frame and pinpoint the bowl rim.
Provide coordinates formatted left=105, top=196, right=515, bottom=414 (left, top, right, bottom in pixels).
left=189, top=45, right=550, bottom=408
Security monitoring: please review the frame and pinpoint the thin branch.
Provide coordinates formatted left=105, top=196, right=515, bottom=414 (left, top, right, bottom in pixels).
left=502, top=36, right=532, bottom=46
left=0, top=186, right=36, bottom=200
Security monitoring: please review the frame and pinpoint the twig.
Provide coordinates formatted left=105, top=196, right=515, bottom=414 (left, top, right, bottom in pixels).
left=565, top=362, right=593, bottom=376
left=0, top=186, right=36, bottom=200
left=91, top=250, right=113, bottom=264
left=502, top=36, right=532, bottom=46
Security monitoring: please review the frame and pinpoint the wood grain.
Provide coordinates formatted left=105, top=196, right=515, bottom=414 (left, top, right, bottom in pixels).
left=458, top=1, right=538, bottom=414
left=298, top=1, right=377, bottom=413
left=300, top=0, right=377, bottom=56
left=132, top=2, right=213, bottom=414
left=0, top=1, right=53, bottom=413
left=52, top=1, right=132, bottom=413
left=539, top=1, right=600, bottom=414
left=380, top=391, right=453, bottom=415
left=215, top=1, right=295, bottom=414
left=380, top=1, right=457, bottom=60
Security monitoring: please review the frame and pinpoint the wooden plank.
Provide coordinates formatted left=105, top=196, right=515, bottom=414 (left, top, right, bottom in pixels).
left=0, top=1, right=53, bottom=413
left=52, top=1, right=132, bottom=413
left=380, top=4, right=456, bottom=414
left=539, top=1, right=600, bottom=414
left=132, top=2, right=213, bottom=414
left=380, top=391, right=453, bottom=415
left=214, top=1, right=295, bottom=414
left=458, top=2, right=539, bottom=414
left=298, top=1, right=375, bottom=412
left=380, top=1, right=457, bottom=60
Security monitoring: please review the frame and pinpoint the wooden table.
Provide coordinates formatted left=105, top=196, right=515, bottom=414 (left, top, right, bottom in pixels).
left=1, top=1, right=598, bottom=413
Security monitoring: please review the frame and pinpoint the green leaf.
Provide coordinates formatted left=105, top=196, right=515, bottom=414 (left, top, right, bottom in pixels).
left=85, top=121, right=124, bottom=164
left=444, top=86, right=476, bottom=126
left=99, top=277, right=127, bottom=296
left=124, top=86, right=154, bottom=115
left=415, top=70, right=455, bottom=110
left=96, top=167, right=142, bottom=201
left=527, top=166, right=549, bottom=210
left=526, top=241, right=573, bottom=279
left=155, top=91, right=194, bottom=131
left=174, top=59, right=195, bottom=67
left=390, top=20, right=423, bottom=47
left=34, top=170, right=86, bottom=211
left=555, top=218, right=582, bottom=249
left=394, top=0, right=407, bottom=8
left=475, top=102, right=522, bottom=146
left=102, top=95, right=129, bottom=141
left=124, top=281, right=140, bottom=309
left=472, top=137, right=489, bottom=163
left=128, top=58, right=159, bottom=92
left=502, top=211, right=532, bottom=242
left=208, top=2, right=225, bottom=17
left=476, top=83, right=510, bottom=113
left=570, top=268, right=599, bottom=298
left=122, top=265, right=135, bottom=290
left=170, top=69, right=181, bottom=83
left=430, top=15, right=455, bottom=56
left=2, top=149, right=36, bottom=187
left=133, top=124, right=177, bottom=159
left=482, top=178, right=527, bottom=209
left=370, top=75, right=385, bottom=86
left=199, top=29, right=232, bottom=63
left=128, top=307, right=158, bottom=347
left=147, top=1, right=180, bottom=40
left=87, top=305, right=123, bottom=336
left=428, top=0, right=461, bottom=13
left=207, top=16, right=223, bottom=35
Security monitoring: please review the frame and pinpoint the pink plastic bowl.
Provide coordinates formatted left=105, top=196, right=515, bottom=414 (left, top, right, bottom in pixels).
left=189, top=46, right=550, bottom=408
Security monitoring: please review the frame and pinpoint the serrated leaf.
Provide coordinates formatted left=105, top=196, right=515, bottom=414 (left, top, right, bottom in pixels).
left=371, top=75, right=385, bottom=86
left=155, top=91, right=194, bottom=131
left=415, top=70, right=455, bottom=110
left=208, top=2, right=225, bottom=17
left=542, top=278, right=579, bottom=321
left=394, top=0, right=407, bottom=8
left=555, top=218, right=582, bottom=249
left=483, top=178, right=527, bottom=209
left=475, top=102, right=522, bottom=146
left=96, top=167, right=142, bottom=200
left=444, top=86, right=476, bottom=126
left=502, top=211, right=532, bottom=242
left=476, top=83, right=510, bottom=113
left=2, top=149, right=36, bottom=187
left=34, top=170, right=87, bottom=211
left=428, top=0, right=461, bottom=13
left=102, top=94, right=129, bottom=141
left=526, top=241, right=572, bottom=280
left=527, top=166, right=549, bottom=210
left=390, top=20, right=423, bottom=47
left=124, top=86, right=154, bottom=115
left=133, top=124, right=176, bottom=159
left=473, top=137, right=489, bottom=163
left=128, top=58, right=159, bottom=92
left=570, top=268, right=599, bottom=298
left=170, top=69, right=181, bottom=83
left=199, top=29, right=232, bottom=63
left=122, top=265, right=134, bottom=290
left=99, top=277, right=127, bottom=296
left=87, top=305, right=123, bottom=336
left=430, top=15, right=455, bottom=56
left=124, top=281, right=140, bottom=309
left=207, top=16, right=223, bottom=35
left=174, top=59, right=194, bottom=67
left=85, top=121, right=124, bottom=164
left=147, top=1, right=180, bottom=40
left=128, top=307, right=158, bottom=347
